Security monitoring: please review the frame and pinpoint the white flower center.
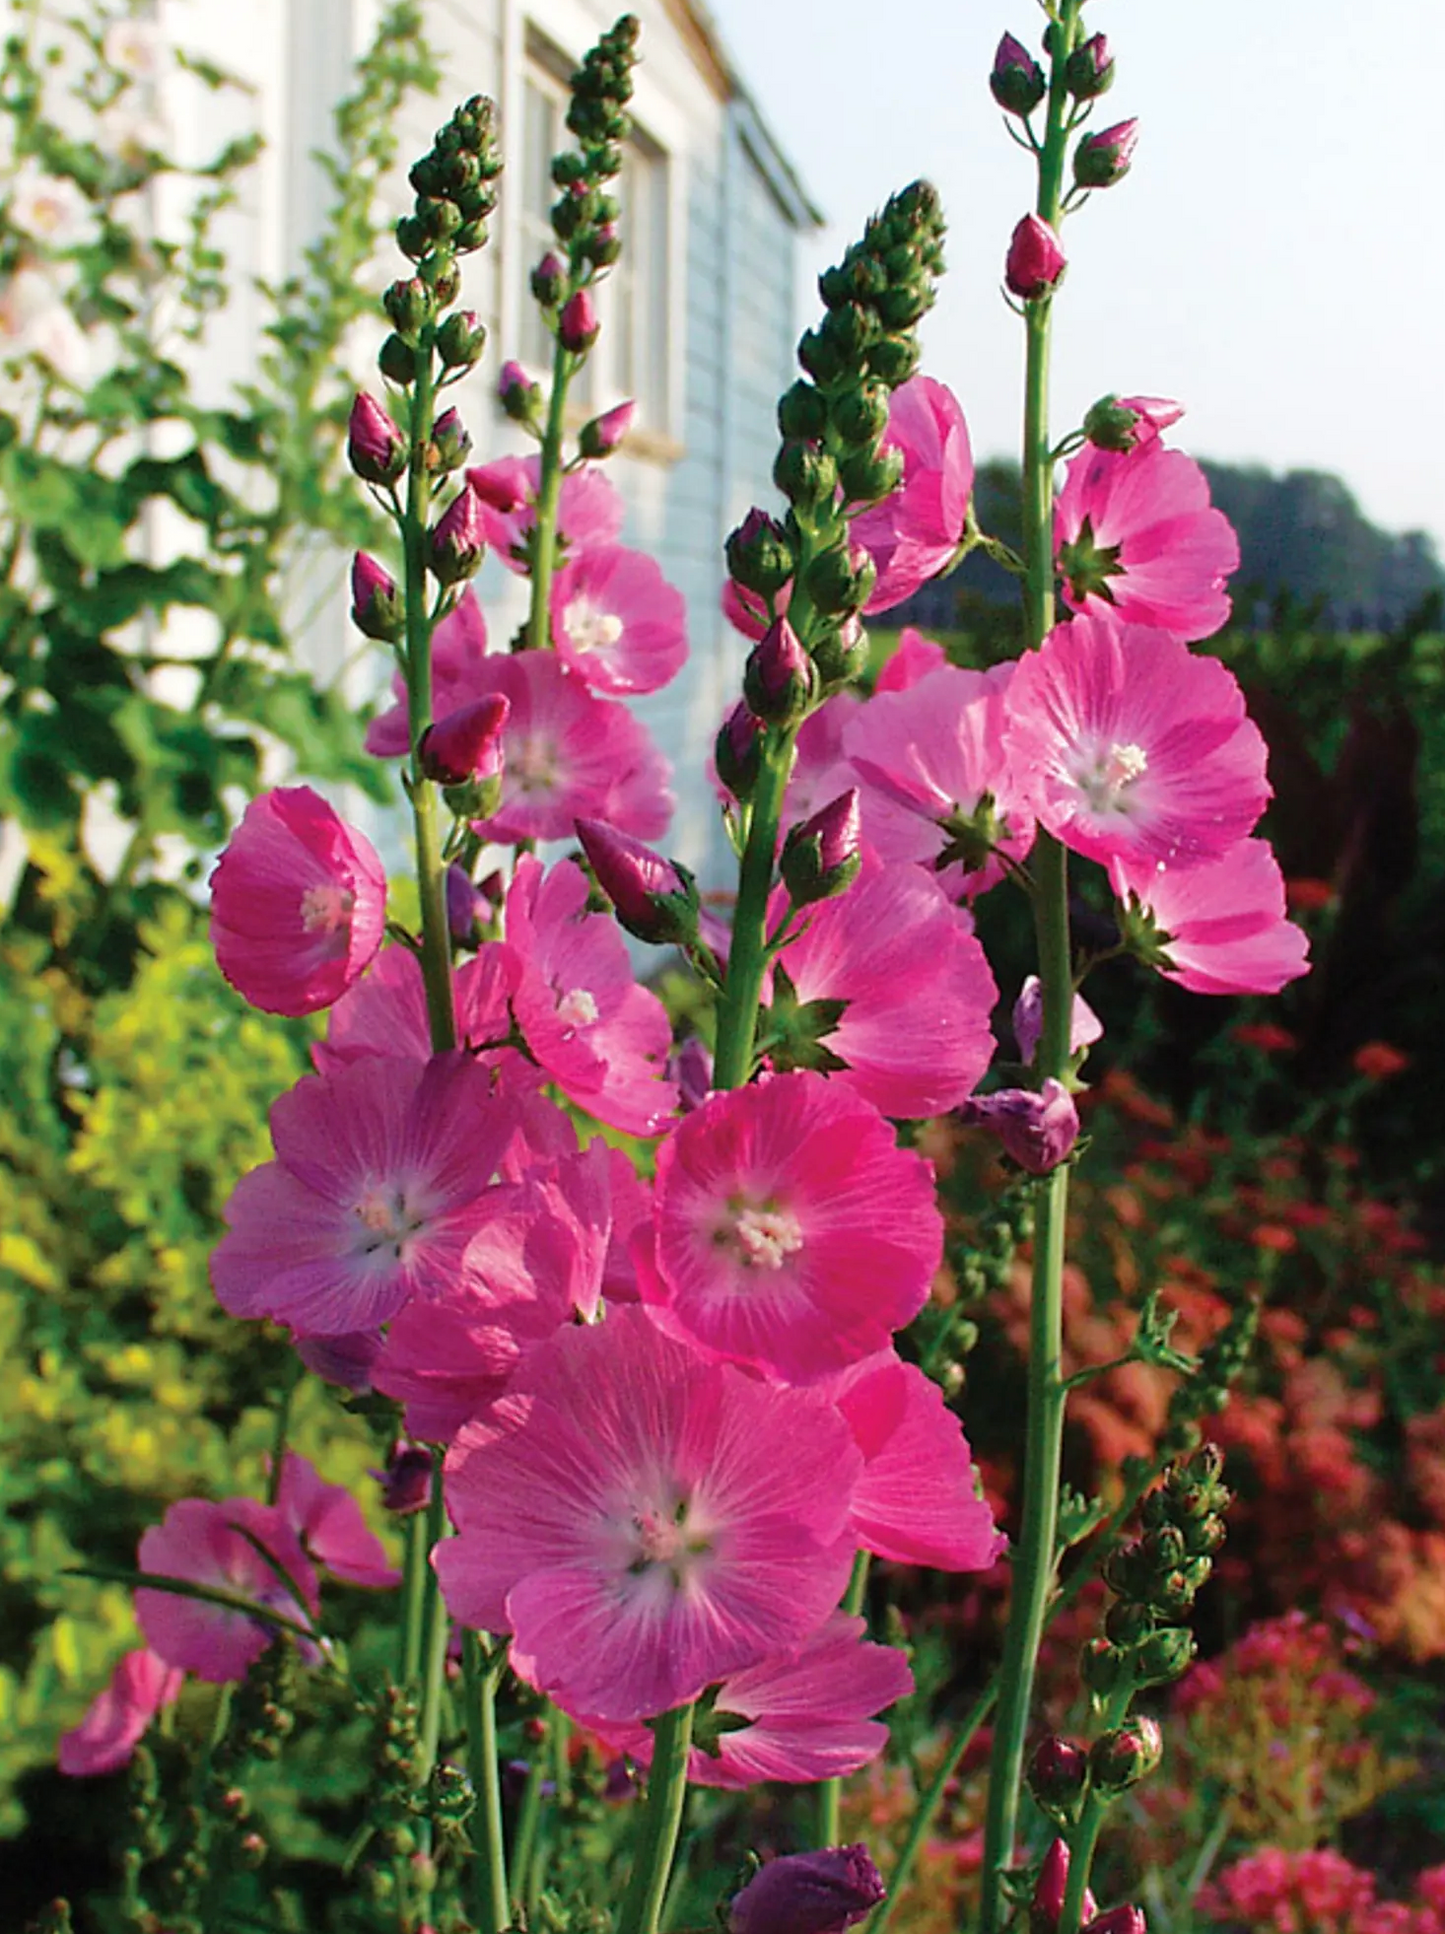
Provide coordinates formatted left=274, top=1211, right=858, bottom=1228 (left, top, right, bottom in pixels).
left=352, top=1185, right=427, bottom=1261
left=555, top=986, right=600, bottom=1030
left=619, top=1493, right=715, bottom=1594
left=732, top=1204, right=804, bottom=1271
left=1078, top=740, right=1149, bottom=813
left=511, top=734, right=559, bottom=795
left=300, top=881, right=355, bottom=940
left=564, top=595, right=625, bottom=656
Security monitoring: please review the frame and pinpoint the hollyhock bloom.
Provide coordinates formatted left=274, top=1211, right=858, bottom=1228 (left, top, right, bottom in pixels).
left=876, top=625, right=949, bottom=692
left=59, top=1649, right=183, bottom=1777
left=366, top=590, right=491, bottom=756
left=1111, top=840, right=1310, bottom=996
left=1003, top=615, right=1270, bottom=869
left=506, top=856, right=678, bottom=1136
left=466, top=454, right=623, bottom=572
left=594, top=1614, right=912, bottom=1788
left=851, top=377, right=975, bottom=614
left=436, top=1308, right=861, bottom=1721
left=8, top=164, right=90, bottom=249
left=830, top=1352, right=1006, bottom=1569
left=136, top=1498, right=318, bottom=1682
left=315, top=943, right=518, bottom=1074
left=728, top=1846, right=886, bottom=1934
left=1013, top=975, right=1104, bottom=1065
left=212, top=1053, right=517, bottom=1335
left=1083, top=393, right=1184, bottom=455
left=275, top=1452, right=399, bottom=1589
left=647, top=1070, right=942, bottom=1382
left=1005, top=214, right=1066, bottom=299
left=0, top=266, right=89, bottom=384
left=210, top=787, right=387, bottom=1017
left=958, top=1079, right=1080, bottom=1174
left=550, top=545, right=687, bottom=695
left=842, top=662, right=1034, bottom=897
left=1055, top=442, right=1239, bottom=640
left=768, top=850, right=997, bottom=1118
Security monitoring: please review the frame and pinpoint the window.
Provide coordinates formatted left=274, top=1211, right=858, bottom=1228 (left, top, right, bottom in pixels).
left=516, top=49, right=672, bottom=436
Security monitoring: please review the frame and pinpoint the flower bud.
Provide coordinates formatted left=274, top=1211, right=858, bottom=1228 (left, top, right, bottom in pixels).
left=1080, top=1639, right=1130, bottom=1699
left=1089, top=1717, right=1163, bottom=1794
left=559, top=287, right=600, bottom=353
left=498, top=359, right=542, bottom=424
left=781, top=790, right=863, bottom=907
left=423, top=255, right=462, bottom=307
left=446, top=863, right=488, bottom=945
left=383, top=275, right=434, bottom=341
left=670, top=1036, right=712, bottom=1112
left=1065, top=33, right=1115, bottom=102
left=575, top=817, right=697, bottom=946
left=725, top=509, right=795, bottom=599
left=778, top=378, right=830, bottom=442
left=715, top=702, right=762, bottom=801
left=348, top=392, right=406, bottom=486
left=1005, top=215, right=1067, bottom=300
left=990, top=32, right=1046, bottom=116
left=1032, top=1840, right=1098, bottom=1934
left=584, top=223, right=623, bottom=269
left=728, top=1845, right=885, bottom=1934
left=836, top=441, right=905, bottom=506
left=378, top=332, right=418, bottom=386
left=865, top=336, right=921, bottom=386
left=1133, top=1626, right=1196, bottom=1687
left=1028, top=1737, right=1090, bottom=1818
left=351, top=552, right=403, bottom=641
left=436, top=309, right=487, bottom=371
left=379, top=1443, right=433, bottom=1515
left=810, top=615, right=869, bottom=689
left=957, top=1078, right=1080, bottom=1174
left=773, top=438, right=839, bottom=510
left=419, top=693, right=509, bottom=787
left=531, top=251, right=566, bottom=308
left=805, top=540, right=877, bottom=617
left=744, top=617, right=817, bottom=724
left=579, top=398, right=635, bottom=459
left=428, top=485, right=485, bottom=584
left=430, top=407, right=472, bottom=470
left=1013, top=975, right=1104, bottom=1066
left=1084, top=1909, right=1147, bottom=1934
left=1073, top=120, right=1139, bottom=191
left=1082, top=393, right=1183, bottom=455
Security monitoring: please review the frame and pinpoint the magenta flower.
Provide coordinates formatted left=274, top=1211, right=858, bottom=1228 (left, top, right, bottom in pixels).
left=293, top=1328, right=382, bottom=1391
left=1003, top=615, right=1270, bottom=870
left=550, top=545, right=688, bottom=695
left=466, top=454, right=623, bottom=573
left=1005, top=214, right=1066, bottom=299
left=1110, top=840, right=1310, bottom=995
left=842, top=662, right=1035, bottom=897
left=958, top=1078, right=1080, bottom=1174
left=728, top=1846, right=887, bottom=1934
left=135, top=1498, right=318, bottom=1683
left=832, top=1352, right=1006, bottom=1569
left=209, top=787, right=387, bottom=1018
left=770, top=850, right=997, bottom=1118
left=779, top=692, right=861, bottom=826
left=1055, top=442, right=1239, bottom=640
left=851, top=376, right=975, bottom=614
left=275, top=1451, right=400, bottom=1589
left=315, top=944, right=519, bottom=1075
left=59, top=1649, right=183, bottom=1777
left=876, top=625, right=948, bottom=692
left=212, top=1053, right=518, bottom=1336
left=1013, top=974, right=1104, bottom=1066
left=436, top=1308, right=861, bottom=1721
left=506, top=856, right=678, bottom=1136
left=647, top=1071, right=942, bottom=1383
left=593, top=1613, right=912, bottom=1788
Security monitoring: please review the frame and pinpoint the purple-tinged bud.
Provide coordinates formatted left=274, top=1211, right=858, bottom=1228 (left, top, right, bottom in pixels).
left=436, top=308, right=487, bottom=371
left=428, top=484, right=486, bottom=584
left=781, top=789, right=863, bottom=907
left=498, top=359, right=542, bottom=425
left=420, top=693, right=509, bottom=787
left=744, top=617, right=817, bottom=725
left=990, top=32, right=1046, bottom=116
left=1013, top=975, right=1104, bottom=1067
left=350, top=551, right=403, bottom=641
left=575, top=817, right=697, bottom=946
left=383, top=275, right=434, bottom=341
left=1031, top=1841, right=1098, bottom=1934
left=670, top=1036, right=713, bottom=1113
left=728, top=1845, right=886, bottom=1934
left=530, top=252, right=566, bottom=308
left=559, top=287, right=600, bottom=353
left=715, top=701, right=762, bottom=802
left=1066, top=32, right=1115, bottom=102
left=1074, top=119, right=1139, bottom=191
left=446, top=862, right=488, bottom=945
left=725, top=508, right=795, bottom=599
left=1028, top=1737, right=1090, bottom=1818
left=1005, top=215, right=1067, bottom=301
left=578, top=398, right=636, bottom=459
left=811, top=613, right=868, bottom=689
left=1089, top=1717, right=1163, bottom=1794
left=348, top=392, right=406, bottom=486
left=584, top=222, right=622, bottom=269
left=957, top=1077, right=1080, bottom=1174
left=1082, top=393, right=1184, bottom=455
left=377, top=1443, right=432, bottom=1515
left=1083, top=1909, right=1147, bottom=1934
left=431, top=406, right=472, bottom=470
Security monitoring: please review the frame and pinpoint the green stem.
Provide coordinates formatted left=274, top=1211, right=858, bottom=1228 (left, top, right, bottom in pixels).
left=415, top=1462, right=451, bottom=1785
left=510, top=1756, right=545, bottom=1917
left=264, top=1359, right=299, bottom=1507
left=462, top=1631, right=510, bottom=1934
left=817, top=1551, right=873, bottom=1846
left=524, top=334, right=577, bottom=652
left=869, top=1681, right=998, bottom=1934
left=616, top=1703, right=695, bottom=1934
left=1059, top=1686, right=1133, bottom=1934
left=712, top=733, right=793, bottom=1089
left=400, top=1507, right=428, bottom=1686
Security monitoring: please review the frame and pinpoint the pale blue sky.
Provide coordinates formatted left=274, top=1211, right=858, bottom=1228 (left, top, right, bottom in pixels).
left=706, top=0, right=1445, bottom=558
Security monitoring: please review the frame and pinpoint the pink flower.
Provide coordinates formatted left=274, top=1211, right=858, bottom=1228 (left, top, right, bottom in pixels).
left=212, top=1053, right=518, bottom=1336
left=506, top=856, right=678, bottom=1136
left=209, top=787, right=387, bottom=1017
left=852, top=377, right=974, bottom=614
left=314, top=944, right=518, bottom=1074
left=1003, top=614, right=1270, bottom=870
left=59, top=1649, right=183, bottom=1776
left=365, top=590, right=491, bottom=758
left=769, top=849, right=997, bottom=1119
left=465, top=455, right=623, bottom=573
left=293, top=1328, right=382, bottom=1391
left=550, top=545, right=688, bottom=695
left=275, top=1451, right=399, bottom=1589
left=135, top=1498, right=318, bottom=1682
left=593, top=1614, right=912, bottom=1788
left=722, top=574, right=789, bottom=642
left=1055, top=443, right=1239, bottom=641
left=842, top=662, right=1035, bottom=897
left=1083, top=394, right=1184, bottom=455
left=1110, top=840, right=1310, bottom=995
left=728, top=1846, right=886, bottom=1934
left=831, top=1353, right=1006, bottom=1569
left=646, top=1071, right=942, bottom=1383
left=875, top=625, right=949, bottom=692
left=436, top=1308, right=861, bottom=1721
left=958, top=1078, right=1080, bottom=1174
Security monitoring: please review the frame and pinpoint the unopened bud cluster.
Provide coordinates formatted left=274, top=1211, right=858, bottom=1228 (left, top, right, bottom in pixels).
left=543, top=14, right=638, bottom=295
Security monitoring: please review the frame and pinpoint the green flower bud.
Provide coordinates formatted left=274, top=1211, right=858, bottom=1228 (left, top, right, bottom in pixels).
left=809, top=616, right=869, bottom=689
left=778, top=379, right=829, bottom=443
left=1089, top=1718, right=1163, bottom=1794
left=837, top=442, right=904, bottom=505
left=383, top=276, right=434, bottom=342
left=866, top=335, right=920, bottom=385
left=1134, top=1626, right=1196, bottom=1687
left=773, top=438, right=838, bottom=510
left=805, top=540, right=876, bottom=616
left=828, top=381, right=891, bottom=448
left=436, top=309, right=487, bottom=370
